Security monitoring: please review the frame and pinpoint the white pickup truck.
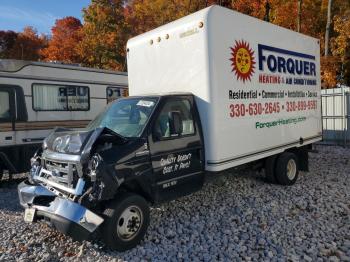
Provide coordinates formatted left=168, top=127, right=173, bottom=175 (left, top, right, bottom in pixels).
left=18, top=5, right=321, bottom=251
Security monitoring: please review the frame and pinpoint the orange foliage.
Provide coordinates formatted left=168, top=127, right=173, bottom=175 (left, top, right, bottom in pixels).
left=76, top=0, right=128, bottom=70
left=7, top=27, right=46, bottom=61
left=321, top=56, right=341, bottom=88
left=231, top=0, right=266, bottom=19
left=41, top=17, right=82, bottom=63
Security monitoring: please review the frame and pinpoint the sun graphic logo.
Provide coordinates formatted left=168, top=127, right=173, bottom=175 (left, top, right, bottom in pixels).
left=229, top=40, right=256, bottom=83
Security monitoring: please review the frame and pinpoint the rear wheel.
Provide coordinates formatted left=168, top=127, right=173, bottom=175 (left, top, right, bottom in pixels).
left=0, top=169, right=3, bottom=181
left=275, top=152, right=299, bottom=185
left=102, top=193, right=150, bottom=251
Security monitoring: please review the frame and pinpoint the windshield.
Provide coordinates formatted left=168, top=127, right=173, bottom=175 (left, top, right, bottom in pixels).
left=87, top=97, right=158, bottom=138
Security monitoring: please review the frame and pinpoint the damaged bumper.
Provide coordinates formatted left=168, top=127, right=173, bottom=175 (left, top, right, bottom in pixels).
left=18, top=180, right=104, bottom=240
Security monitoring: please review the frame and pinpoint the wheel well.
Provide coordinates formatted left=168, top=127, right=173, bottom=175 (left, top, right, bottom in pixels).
left=286, top=146, right=309, bottom=172
left=117, top=180, right=154, bottom=204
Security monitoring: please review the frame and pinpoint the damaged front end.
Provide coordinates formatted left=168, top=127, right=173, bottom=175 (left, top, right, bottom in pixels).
left=18, top=127, right=127, bottom=240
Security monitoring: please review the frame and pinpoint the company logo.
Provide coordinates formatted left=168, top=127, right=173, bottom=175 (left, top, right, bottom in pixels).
left=230, top=40, right=256, bottom=83
left=258, top=44, right=316, bottom=76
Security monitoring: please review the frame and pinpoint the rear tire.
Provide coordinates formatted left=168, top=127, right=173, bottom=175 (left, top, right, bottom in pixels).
left=264, top=155, right=278, bottom=183
left=0, top=168, right=3, bottom=181
left=101, top=193, right=150, bottom=251
left=275, top=152, right=299, bottom=185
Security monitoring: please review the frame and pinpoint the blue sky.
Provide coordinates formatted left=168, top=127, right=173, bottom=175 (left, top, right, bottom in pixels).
left=0, top=0, right=91, bottom=34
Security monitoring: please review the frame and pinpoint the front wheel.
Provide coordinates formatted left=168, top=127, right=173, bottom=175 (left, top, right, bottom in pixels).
left=275, top=152, right=299, bottom=185
left=101, top=193, right=150, bottom=251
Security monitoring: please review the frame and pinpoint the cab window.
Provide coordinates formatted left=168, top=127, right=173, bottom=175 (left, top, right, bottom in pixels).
left=0, top=91, right=10, bottom=120
left=154, top=98, right=195, bottom=140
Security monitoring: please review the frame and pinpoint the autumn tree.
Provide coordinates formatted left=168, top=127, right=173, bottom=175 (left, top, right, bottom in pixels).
left=77, top=0, right=129, bottom=70
left=7, top=27, right=47, bottom=61
left=0, top=31, right=18, bottom=59
left=331, top=4, right=350, bottom=86
left=321, top=56, right=341, bottom=88
left=13, top=0, right=341, bottom=85
left=41, top=17, right=83, bottom=63
left=231, top=0, right=266, bottom=19
left=125, top=0, right=218, bottom=36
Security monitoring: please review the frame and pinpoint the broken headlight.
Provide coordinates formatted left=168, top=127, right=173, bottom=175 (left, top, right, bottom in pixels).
left=50, top=133, right=86, bottom=154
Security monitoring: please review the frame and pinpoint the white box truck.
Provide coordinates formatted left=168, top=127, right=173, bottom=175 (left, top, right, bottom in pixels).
left=18, top=5, right=321, bottom=251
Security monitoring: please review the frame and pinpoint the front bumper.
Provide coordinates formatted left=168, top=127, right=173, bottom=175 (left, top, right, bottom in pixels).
left=18, top=180, right=104, bottom=240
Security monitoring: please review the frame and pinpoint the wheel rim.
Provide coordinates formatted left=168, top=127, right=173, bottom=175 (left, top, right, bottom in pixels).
left=286, top=159, right=297, bottom=180
left=116, top=205, right=143, bottom=241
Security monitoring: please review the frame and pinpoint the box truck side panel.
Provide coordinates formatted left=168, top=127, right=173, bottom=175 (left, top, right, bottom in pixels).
left=127, top=6, right=322, bottom=173
left=206, top=7, right=322, bottom=171
left=127, top=8, right=214, bottom=162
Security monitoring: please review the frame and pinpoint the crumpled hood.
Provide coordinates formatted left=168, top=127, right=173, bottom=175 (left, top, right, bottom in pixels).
left=43, top=127, right=128, bottom=156
left=44, top=128, right=95, bottom=155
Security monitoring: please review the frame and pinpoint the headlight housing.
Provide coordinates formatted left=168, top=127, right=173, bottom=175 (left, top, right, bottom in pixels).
left=66, top=134, right=83, bottom=153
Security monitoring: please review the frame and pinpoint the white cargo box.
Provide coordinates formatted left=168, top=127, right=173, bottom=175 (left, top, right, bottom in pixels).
left=127, top=5, right=322, bottom=172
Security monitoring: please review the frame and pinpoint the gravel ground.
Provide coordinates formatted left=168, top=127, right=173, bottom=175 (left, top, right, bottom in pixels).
left=0, top=145, right=349, bottom=262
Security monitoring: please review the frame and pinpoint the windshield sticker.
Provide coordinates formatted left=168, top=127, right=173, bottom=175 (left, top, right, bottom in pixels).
left=137, top=100, right=155, bottom=107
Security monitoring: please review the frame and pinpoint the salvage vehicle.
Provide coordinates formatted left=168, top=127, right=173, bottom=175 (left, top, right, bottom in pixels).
left=0, top=59, right=128, bottom=180
left=18, top=5, right=322, bottom=251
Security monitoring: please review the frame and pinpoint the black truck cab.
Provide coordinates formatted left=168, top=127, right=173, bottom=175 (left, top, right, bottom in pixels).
left=18, top=94, right=205, bottom=251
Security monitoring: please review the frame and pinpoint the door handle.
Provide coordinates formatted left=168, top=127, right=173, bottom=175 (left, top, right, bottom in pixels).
left=5, top=136, right=13, bottom=141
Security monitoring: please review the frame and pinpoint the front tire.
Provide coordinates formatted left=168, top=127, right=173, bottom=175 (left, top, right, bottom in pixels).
left=275, top=152, right=299, bottom=185
left=102, top=193, right=150, bottom=251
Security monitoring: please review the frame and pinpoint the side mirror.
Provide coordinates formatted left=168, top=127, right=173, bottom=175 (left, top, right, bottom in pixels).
left=169, top=111, right=182, bottom=136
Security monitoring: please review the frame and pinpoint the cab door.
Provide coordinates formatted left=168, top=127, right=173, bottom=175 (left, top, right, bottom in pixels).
left=148, top=96, right=204, bottom=202
left=0, top=86, right=16, bottom=145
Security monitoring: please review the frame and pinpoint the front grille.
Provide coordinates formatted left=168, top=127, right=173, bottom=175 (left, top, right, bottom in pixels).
left=42, top=159, right=78, bottom=188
